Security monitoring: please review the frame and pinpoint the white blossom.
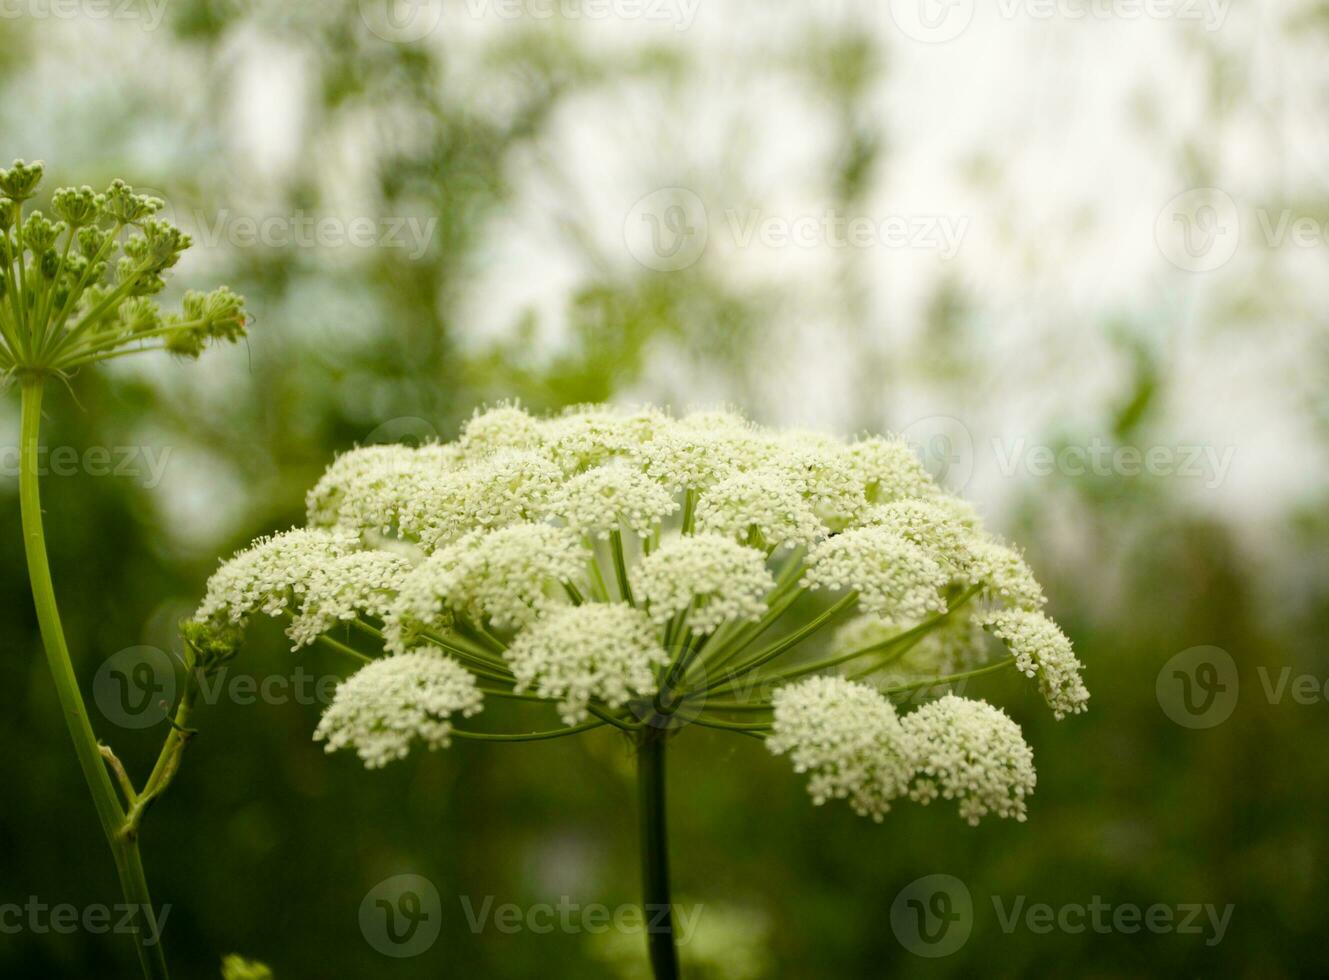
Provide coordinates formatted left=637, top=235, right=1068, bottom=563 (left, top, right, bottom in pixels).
left=195, top=528, right=359, bottom=626
left=457, top=403, right=545, bottom=459
left=549, top=462, right=679, bottom=539
left=634, top=533, right=774, bottom=635
left=505, top=603, right=667, bottom=724
left=287, top=551, right=415, bottom=649
left=313, top=651, right=483, bottom=768
left=694, top=469, right=825, bottom=551
left=389, top=523, right=584, bottom=640
left=962, top=536, right=1047, bottom=610
left=901, top=695, right=1037, bottom=825
left=767, top=676, right=913, bottom=821
left=802, top=526, right=949, bottom=621
left=846, top=436, right=936, bottom=504
left=983, top=608, right=1089, bottom=718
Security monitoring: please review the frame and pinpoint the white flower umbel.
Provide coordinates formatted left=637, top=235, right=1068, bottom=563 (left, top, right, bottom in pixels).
left=634, top=533, right=774, bottom=635
left=305, top=443, right=459, bottom=535
left=198, top=402, right=1084, bottom=843
left=457, top=403, right=546, bottom=459
left=550, top=463, right=680, bottom=540
left=314, top=651, right=483, bottom=768
left=694, top=469, right=825, bottom=551
left=542, top=405, right=670, bottom=475
left=983, top=609, right=1089, bottom=718
left=962, top=537, right=1046, bottom=610
left=195, top=528, right=360, bottom=627
left=505, top=603, right=667, bottom=724
left=902, top=694, right=1037, bottom=825
left=867, top=498, right=977, bottom=571
left=802, top=526, right=949, bottom=622
left=401, top=449, right=564, bottom=551
left=847, top=435, right=937, bottom=504
left=412, top=523, right=584, bottom=632
left=288, top=551, right=415, bottom=649
left=767, top=676, right=913, bottom=821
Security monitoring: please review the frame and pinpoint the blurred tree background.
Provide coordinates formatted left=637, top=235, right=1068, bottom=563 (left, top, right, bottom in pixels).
left=1, top=2, right=1327, bottom=977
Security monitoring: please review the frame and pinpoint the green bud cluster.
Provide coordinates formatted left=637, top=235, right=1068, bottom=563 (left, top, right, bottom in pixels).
left=0, top=160, right=248, bottom=375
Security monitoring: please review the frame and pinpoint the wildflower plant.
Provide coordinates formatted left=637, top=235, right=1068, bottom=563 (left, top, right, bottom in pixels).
left=196, top=402, right=1089, bottom=978
left=2, top=161, right=248, bottom=979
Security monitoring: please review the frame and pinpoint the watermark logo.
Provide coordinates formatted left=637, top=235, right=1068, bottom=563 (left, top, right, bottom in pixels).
left=891, top=874, right=973, bottom=957
left=0, top=0, right=169, bottom=30
left=1156, top=645, right=1239, bottom=729
left=888, top=0, right=975, bottom=43
left=899, top=415, right=975, bottom=494
left=624, top=187, right=709, bottom=272
left=0, top=444, right=173, bottom=489
left=93, top=646, right=176, bottom=730
left=359, top=0, right=444, bottom=41
left=460, top=896, right=705, bottom=939
left=364, top=416, right=441, bottom=447
left=992, top=437, right=1235, bottom=489
left=360, top=874, right=442, bottom=958
left=0, top=898, right=170, bottom=945
left=1155, top=188, right=1240, bottom=272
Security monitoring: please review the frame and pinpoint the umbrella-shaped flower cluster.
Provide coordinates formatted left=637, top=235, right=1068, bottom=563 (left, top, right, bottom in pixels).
left=194, top=404, right=1087, bottom=823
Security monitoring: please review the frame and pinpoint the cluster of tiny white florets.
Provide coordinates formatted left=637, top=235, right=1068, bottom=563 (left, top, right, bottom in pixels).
left=506, top=603, right=668, bottom=724
left=392, top=523, right=585, bottom=638
left=313, top=651, right=483, bottom=768
left=961, top=537, right=1046, bottom=610
left=982, top=609, right=1089, bottom=719
left=195, top=529, right=360, bottom=626
left=846, top=436, right=938, bottom=504
left=900, top=694, right=1037, bottom=825
left=633, top=533, right=775, bottom=635
left=766, top=676, right=913, bottom=821
left=196, top=402, right=1086, bottom=804
left=550, top=463, right=679, bottom=540
left=287, top=551, right=415, bottom=649
left=868, top=498, right=978, bottom=571
left=802, top=526, right=949, bottom=621
left=694, top=469, right=825, bottom=551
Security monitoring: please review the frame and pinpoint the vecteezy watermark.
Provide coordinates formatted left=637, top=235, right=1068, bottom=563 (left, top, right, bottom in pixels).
left=1156, top=646, right=1239, bottom=729
left=1158, top=645, right=1329, bottom=728
left=900, top=415, right=976, bottom=494
left=993, top=437, right=1235, bottom=490
left=624, top=189, right=968, bottom=272
left=190, top=210, right=438, bottom=261
left=888, top=0, right=975, bottom=43
left=360, top=875, right=443, bottom=958
left=358, top=0, right=700, bottom=41
left=0, top=0, right=169, bottom=30
left=0, top=444, right=173, bottom=489
left=460, top=896, right=705, bottom=941
left=891, top=875, right=1234, bottom=956
left=989, top=896, right=1234, bottom=946
left=891, top=874, right=974, bottom=957
left=887, top=0, right=1227, bottom=43
left=0, top=898, right=171, bottom=946
left=1155, top=188, right=1329, bottom=272
left=93, top=645, right=342, bottom=730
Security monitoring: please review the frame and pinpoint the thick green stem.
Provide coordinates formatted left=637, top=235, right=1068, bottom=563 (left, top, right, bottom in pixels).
left=637, top=731, right=680, bottom=980
left=19, top=376, right=170, bottom=980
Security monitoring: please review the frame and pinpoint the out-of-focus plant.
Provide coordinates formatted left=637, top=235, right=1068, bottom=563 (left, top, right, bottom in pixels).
left=192, top=403, right=1088, bottom=978
left=0, top=160, right=247, bottom=979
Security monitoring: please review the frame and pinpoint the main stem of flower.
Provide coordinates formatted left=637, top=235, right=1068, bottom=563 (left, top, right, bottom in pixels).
left=636, top=727, right=680, bottom=980
left=19, top=376, right=170, bottom=980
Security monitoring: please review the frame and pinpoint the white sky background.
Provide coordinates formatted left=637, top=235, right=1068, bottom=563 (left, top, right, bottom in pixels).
left=1, top=0, right=1325, bottom=543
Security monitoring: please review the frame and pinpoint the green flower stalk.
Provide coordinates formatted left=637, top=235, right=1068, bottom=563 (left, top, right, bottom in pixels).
left=2, top=160, right=248, bottom=979
left=196, top=403, right=1088, bottom=979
